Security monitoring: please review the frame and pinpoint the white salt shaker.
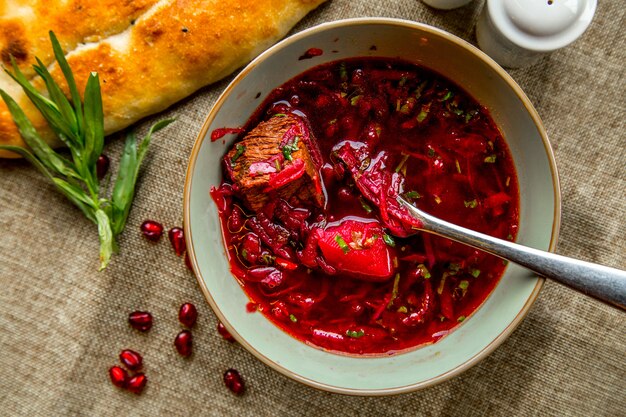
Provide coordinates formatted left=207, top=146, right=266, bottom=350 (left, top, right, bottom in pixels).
left=421, top=0, right=473, bottom=10
left=476, top=0, right=597, bottom=68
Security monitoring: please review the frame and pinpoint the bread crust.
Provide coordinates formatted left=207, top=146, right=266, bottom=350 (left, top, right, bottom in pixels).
left=0, top=0, right=326, bottom=157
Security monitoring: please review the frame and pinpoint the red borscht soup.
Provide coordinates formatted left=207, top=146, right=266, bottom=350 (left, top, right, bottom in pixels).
left=211, top=58, right=519, bottom=355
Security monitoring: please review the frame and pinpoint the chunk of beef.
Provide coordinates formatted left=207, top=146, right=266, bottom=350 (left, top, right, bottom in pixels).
left=225, top=114, right=324, bottom=212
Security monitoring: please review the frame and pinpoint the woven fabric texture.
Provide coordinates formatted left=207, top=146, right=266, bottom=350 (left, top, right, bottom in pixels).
left=0, top=1, right=624, bottom=416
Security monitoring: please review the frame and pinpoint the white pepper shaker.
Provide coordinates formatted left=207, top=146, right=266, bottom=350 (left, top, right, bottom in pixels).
left=421, top=0, right=473, bottom=10
left=476, top=0, right=597, bottom=68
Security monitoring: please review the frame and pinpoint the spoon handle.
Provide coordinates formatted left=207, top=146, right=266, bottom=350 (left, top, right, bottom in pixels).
left=404, top=203, right=626, bottom=310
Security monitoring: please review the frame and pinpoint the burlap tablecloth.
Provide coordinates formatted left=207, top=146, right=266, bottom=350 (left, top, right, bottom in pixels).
left=1, top=1, right=624, bottom=415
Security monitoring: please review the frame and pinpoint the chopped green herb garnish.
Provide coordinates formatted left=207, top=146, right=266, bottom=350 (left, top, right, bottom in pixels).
left=281, top=137, right=299, bottom=161
left=448, top=263, right=461, bottom=273
left=437, top=273, right=448, bottom=295
left=261, top=253, right=275, bottom=264
left=427, top=147, right=436, bottom=157
left=441, top=91, right=453, bottom=101
left=464, top=199, right=478, bottom=208
left=399, top=98, right=416, bottom=114
left=457, top=315, right=466, bottom=322
left=395, top=154, right=410, bottom=173
left=470, top=268, right=481, bottom=278
left=417, top=264, right=431, bottom=279
left=231, top=144, right=245, bottom=166
left=359, top=197, right=373, bottom=214
left=459, top=280, right=469, bottom=290
left=393, top=256, right=399, bottom=268
left=339, top=62, right=348, bottom=81
left=274, top=159, right=281, bottom=172
left=387, top=273, right=401, bottom=308
left=350, top=95, right=362, bottom=106
left=399, top=76, right=408, bottom=86
left=502, top=259, right=509, bottom=266
left=241, top=249, right=248, bottom=260
left=507, top=233, right=514, bottom=240
left=465, top=109, right=478, bottom=123
left=328, top=118, right=337, bottom=125
left=484, top=154, right=497, bottom=163
left=383, top=234, right=396, bottom=247
left=335, top=235, right=350, bottom=254
left=397, top=306, right=408, bottom=313
left=455, top=159, right=462, bottom=174
left=273, top=113, right=287, bottom=118
left=417, top=109, right=429, bottom=122
left=414, top=80, right=428, bottom=99
left=403, top=190, right=421, bottom=199
left=451, top=107, right=464, bottom=116
left=289, top=314, right=298, bottom=323
left=345, top=329, right=365, bottom=338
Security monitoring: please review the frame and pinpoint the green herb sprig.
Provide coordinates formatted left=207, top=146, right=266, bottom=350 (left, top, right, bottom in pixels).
left=0, top=32, right=174, bottom=270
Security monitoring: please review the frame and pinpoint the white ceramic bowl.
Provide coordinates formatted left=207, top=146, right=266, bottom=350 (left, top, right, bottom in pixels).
left=184, top=18, right=560, bottom=395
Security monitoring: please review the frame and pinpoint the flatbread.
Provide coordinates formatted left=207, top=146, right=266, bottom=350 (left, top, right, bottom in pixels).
left=0, top=0, right=327, bottom=157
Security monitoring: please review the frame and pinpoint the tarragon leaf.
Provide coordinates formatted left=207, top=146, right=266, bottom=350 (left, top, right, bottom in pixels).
left=33, top=57, right=78, bottom=144
left=95, top=208, right=114, bottom=270
left=0, top=145, right=55, bottom=181
left=110, top=131, right=139, bottom=236
left=49, top=31, right=84, bottom=139
left=137, top=118, right=175, bottom=163
left=110, top=118, right=175, bottom=235
left=83, top=73, right=104, bottom=178
left=0, top=89, right=78, bottom=180
left=52, top=177, right=97, bottom=222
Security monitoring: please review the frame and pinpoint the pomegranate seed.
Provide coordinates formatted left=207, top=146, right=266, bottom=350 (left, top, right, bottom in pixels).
left=168, top=227, right=186, bottom=256
left=223, top=369, right=245, bottom=395
left=245, top=302, right=257, bottom=313
left=140, top=220, right=163, bottom=242
left=119, top=349, right=143, bottom=371
left=127, top=373, right=147, bottom=395
left=109, top=366, right=128, bottom=389
left=178, top=303, right=198, bottom=328
left=217, top=322, right=235, bottom=342
left=174, top=330, right=192, bottom=357
left=128, top=311, right=153, bottom=332
left=96, top=154, right=110, bottom=179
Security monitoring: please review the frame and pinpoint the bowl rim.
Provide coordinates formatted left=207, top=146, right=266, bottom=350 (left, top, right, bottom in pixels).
left=183, top=17, right=562, bottom=396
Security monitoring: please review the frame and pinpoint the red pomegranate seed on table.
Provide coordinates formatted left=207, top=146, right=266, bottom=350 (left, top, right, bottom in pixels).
left=223, top=369, right=245, bottom=395
left=127, top=373, right=147, bottom=395
left=140, top=220, right=164, bottom=242
left=128, top=311, right=153, bottom=332
left=119, top=349, right=143, bottom=371
left=109, top=366, right=129, bottom=389
left=174, top=330, right=193, bottom=357
left=178, top=303, right=198, bottom=328
left=217, top=322, right=235, bottom=342
left=168, top=227, right=186, bottom=256
left=96, top=154, right=110, bottom=179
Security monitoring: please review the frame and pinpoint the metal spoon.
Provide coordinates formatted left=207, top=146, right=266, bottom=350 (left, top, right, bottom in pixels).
left=397, top=197, right=626, bottom=310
